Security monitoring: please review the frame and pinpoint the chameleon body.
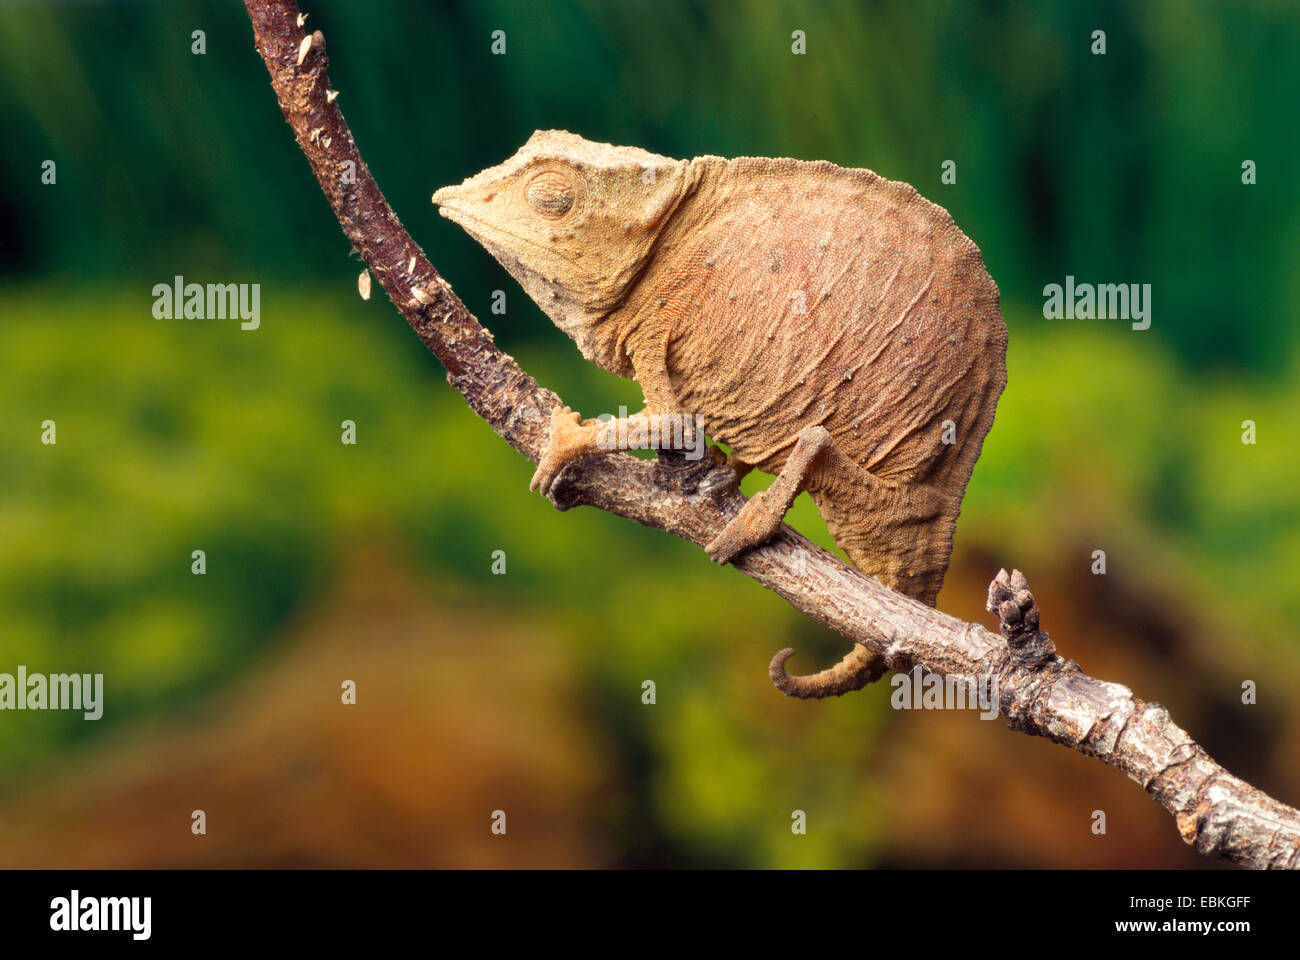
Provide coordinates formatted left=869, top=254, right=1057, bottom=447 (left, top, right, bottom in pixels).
left=434, top=131, right=1006, bottom=696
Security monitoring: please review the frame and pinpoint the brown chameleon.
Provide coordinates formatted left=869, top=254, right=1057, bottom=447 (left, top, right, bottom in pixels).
left=433, top=131, right=1006, bottom=697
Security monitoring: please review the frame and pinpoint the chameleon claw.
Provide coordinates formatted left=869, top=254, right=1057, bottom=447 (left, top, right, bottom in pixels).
left=528, top=462, right=564, bottom=496
left=704, top=529, right=744, bottom=565
left=705, top=491, right=782, bottom=564
left=530, top=406, right=588, bottom=497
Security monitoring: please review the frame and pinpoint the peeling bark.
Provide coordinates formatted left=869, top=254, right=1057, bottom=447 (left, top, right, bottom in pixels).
left=244, top=0, right=1300, bottom=869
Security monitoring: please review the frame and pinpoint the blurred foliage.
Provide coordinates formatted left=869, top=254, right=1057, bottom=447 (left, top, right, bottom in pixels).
left=2, top=291, right=1297, bottom=866
left=0, top=0, right=1298, bottom=866
left=1, top=0, right=1298, bottom=370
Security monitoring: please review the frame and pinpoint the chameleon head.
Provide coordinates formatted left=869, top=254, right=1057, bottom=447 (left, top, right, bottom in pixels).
left=433, top=130, right=691, bottom=374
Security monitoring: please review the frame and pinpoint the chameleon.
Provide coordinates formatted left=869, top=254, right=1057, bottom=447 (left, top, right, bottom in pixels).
left=433, top=131, right=1006, bottom=697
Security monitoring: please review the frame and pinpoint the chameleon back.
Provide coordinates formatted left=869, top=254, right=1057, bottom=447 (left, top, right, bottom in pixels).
left=615, top=155, right=1007, bottom=603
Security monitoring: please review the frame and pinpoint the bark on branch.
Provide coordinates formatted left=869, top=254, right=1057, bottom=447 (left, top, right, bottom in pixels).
left=243, top=0, right=1300, bottom=870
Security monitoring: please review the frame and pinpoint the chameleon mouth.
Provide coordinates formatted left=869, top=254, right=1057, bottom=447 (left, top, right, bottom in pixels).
left=430, top=184, right=461, bottom=208
left=433, top=193, right=560, bottom=262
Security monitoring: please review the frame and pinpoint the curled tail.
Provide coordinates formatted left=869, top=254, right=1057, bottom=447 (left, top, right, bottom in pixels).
left=767, top=488, right=952, bottom=698
left=769, top=643, right=886, bottom=698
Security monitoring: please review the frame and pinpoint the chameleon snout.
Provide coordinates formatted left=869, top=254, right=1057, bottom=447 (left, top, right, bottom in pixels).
left=431, top=184, right=460, bottom=211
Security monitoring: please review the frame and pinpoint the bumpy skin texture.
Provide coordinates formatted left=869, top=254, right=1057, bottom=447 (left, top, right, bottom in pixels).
left=435, top=131, right=1007, bottom=696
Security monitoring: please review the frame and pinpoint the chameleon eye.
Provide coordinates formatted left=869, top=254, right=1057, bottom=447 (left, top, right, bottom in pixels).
left=525, top=170, right=577, bottom=219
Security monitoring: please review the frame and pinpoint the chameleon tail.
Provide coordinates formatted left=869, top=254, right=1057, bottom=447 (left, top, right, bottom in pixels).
left=769, top=643, right=887, bottom=699
left=766, top=488, right=951, bottom=698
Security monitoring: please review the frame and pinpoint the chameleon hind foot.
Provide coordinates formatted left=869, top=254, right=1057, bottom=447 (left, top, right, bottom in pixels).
left=705, top=426, right=835, bottom=565
left=705, top=487, right=784, bottom=564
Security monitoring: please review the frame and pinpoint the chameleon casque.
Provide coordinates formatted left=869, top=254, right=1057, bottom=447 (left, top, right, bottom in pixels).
left=434, top=131, right=1007, bottom=697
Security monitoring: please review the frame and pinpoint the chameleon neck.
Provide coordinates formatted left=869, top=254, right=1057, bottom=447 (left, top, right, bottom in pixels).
left=603, top=157, right=726, bottom=397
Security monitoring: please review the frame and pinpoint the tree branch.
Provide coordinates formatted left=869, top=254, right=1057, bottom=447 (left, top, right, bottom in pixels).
left=243, top=0, right=1300, bottom=869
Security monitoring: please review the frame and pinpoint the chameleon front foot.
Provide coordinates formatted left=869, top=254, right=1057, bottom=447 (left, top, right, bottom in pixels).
left=705, top=490, right=784, bottom=564
left=530, top=406, right=597, bottom=496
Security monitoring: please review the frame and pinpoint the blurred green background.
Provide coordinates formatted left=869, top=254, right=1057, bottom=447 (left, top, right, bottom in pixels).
left=1, top=0, right=1297, bottom=867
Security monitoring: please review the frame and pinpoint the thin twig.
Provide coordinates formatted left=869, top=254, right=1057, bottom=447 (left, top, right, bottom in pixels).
left=243, top=0, right=1300, bottom=869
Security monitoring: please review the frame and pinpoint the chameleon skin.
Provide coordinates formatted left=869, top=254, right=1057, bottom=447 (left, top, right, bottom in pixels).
left=435, top=132, right=1006, bottom=696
